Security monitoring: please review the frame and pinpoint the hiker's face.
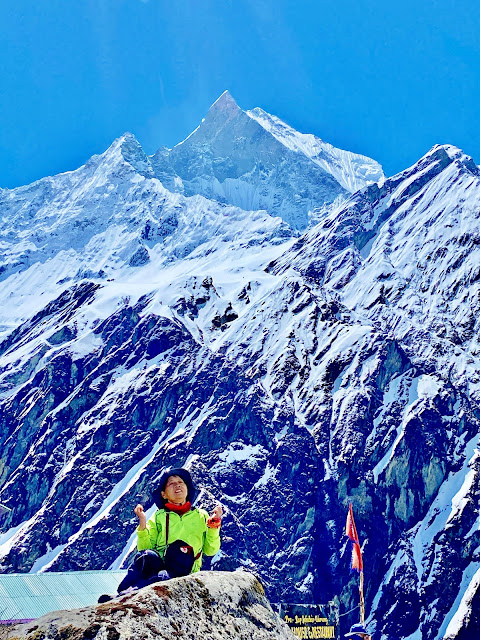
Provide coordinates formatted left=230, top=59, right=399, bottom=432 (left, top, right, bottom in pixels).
left=161, top=476, right=188, bottom=505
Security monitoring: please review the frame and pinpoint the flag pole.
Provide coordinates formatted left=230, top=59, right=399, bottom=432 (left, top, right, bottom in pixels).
left=359, top=569, right=365, bottom=624
left=345, top=503, right=366, bottom=625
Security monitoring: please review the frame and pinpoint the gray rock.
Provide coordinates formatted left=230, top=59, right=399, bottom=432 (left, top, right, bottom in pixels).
left=6, top=571, right=295, bottom=640
left=128, top=246, right=150, bottom=267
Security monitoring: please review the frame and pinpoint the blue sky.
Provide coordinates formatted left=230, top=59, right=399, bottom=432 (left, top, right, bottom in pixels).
left=1, top=0, right=479, bottom=188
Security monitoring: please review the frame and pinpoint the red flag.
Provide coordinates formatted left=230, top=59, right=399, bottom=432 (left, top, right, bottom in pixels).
left=345, top=503, right=363, bottom=572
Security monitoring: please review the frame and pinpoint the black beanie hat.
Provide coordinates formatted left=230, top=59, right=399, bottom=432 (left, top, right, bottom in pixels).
left=152, top=468, right=197, bottom=509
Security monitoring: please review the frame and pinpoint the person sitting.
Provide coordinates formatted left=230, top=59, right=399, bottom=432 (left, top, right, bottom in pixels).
left=108, top=468, right=222, bottom=599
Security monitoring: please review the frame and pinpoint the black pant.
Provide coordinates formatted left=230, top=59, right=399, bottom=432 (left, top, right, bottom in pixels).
left=117, top=550, right=166, bottom=593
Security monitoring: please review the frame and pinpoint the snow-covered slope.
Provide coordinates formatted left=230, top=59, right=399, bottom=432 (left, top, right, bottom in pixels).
left=247, top=106, right=383, bottom=193
left=267, top=143, right=480, bottom=638
left=0, top=97, right=479, bottom=640
left=270, top=144, right=480, bottom=397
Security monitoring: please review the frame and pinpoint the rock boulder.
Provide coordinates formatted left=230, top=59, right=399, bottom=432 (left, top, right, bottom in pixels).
left=5, top=571, right=294, bottom=640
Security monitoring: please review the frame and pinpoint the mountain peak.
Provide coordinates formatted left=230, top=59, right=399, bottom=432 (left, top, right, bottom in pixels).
left=208, top=90, right=240, bottom=116
left=432, top=144, right=480, bottom=175
left=151, top=93, right=383, bottom=229
left=171, top=90, right=243, bottom=149
left=100, top=132, right=154, bottom=178
left=102, top=132, right=141, bottom=158
left=394, top=144, right=480, bottom=185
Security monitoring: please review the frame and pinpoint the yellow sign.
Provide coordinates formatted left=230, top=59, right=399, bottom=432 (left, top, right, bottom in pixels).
left=279, top=604, right=339, bottom=640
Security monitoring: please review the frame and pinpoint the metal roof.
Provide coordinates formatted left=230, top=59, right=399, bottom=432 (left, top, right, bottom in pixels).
left=0, top=570, right=127, bottom=622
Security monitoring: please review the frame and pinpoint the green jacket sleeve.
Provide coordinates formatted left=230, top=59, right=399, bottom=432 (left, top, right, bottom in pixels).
left=136, top=513, right=160, bottom=551
left=199, top=509, right=221, bottom=556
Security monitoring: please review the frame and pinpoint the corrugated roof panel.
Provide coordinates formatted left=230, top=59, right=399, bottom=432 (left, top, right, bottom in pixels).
left=20, top=575, right=51, bottom=596
left=0, top=598, right=22, bottom=619
left=93, top=572, right=127, bottom=590
left=45, top=574, right=85, bottom=596
left=1, top=577, right=33, bottom=598
left=0, top=571, right=127, bottom=621
left=35, top=574, right=71, bottom=596
left=15, top=596, right=59, bottom=619
left=74, top=572, right=118, bottom=592
left=50, top=594, right=88, bottom=612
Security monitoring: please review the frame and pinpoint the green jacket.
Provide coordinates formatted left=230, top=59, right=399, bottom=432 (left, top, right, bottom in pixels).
left=136, top=507, right=221, bottom=573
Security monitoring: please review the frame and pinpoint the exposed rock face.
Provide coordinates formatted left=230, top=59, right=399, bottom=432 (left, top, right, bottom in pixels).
left=5, top=571, right=294, bottom=640
left=128, top=246, right=150, bottom=267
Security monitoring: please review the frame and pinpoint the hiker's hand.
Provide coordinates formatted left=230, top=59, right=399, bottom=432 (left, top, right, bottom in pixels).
left=207, top=505, right=223, bottom=529
left=134, top=504, right=147, bottom=530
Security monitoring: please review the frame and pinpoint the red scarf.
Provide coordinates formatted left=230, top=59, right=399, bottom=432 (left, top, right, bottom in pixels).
left=165, top=501, right=191, bottom=515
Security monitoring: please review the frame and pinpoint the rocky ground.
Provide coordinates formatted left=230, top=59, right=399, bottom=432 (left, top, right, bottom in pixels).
left=3, top=571, right=294, bottom=640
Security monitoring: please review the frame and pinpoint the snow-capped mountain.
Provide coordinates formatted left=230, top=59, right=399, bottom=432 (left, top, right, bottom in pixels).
left=0, top=130, right=294, bottom=338
left=1, top=93, right=479, bottom=640
left=150, top=91, right=383, bottom=229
